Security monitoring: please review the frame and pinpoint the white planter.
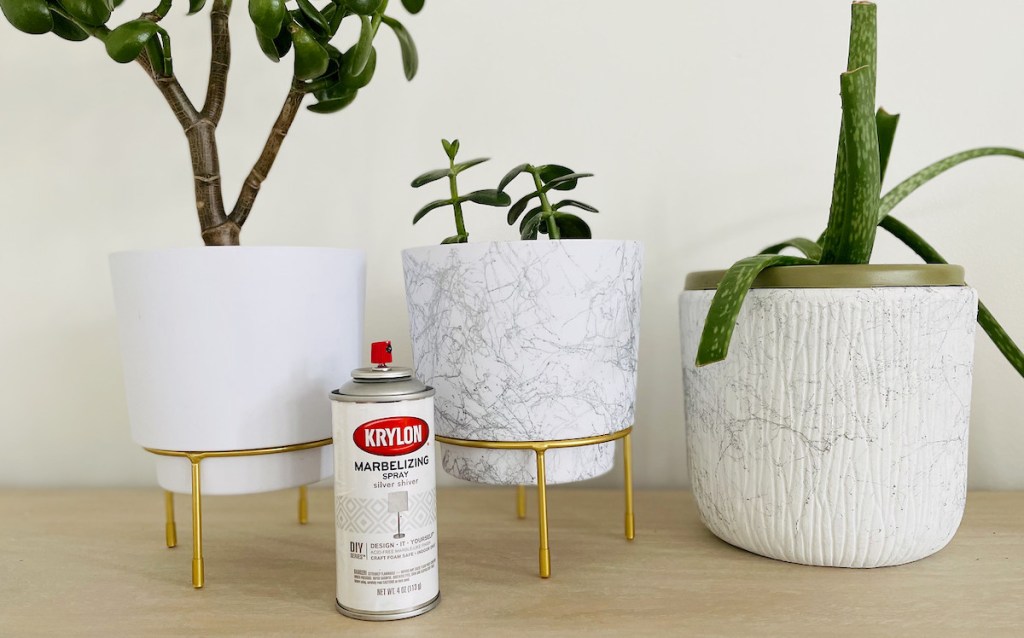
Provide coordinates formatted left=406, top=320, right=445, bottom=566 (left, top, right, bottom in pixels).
left=110, top=247, right=365, bottom=495
left=403, top=240, right=643, bottom=485
left=679, top=265, right=977, bottom=567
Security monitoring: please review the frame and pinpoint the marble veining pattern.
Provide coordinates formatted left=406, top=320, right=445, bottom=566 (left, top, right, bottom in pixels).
left=680, top=285, right=977, bottom=567
left=403, top=241, right=643, bottom=484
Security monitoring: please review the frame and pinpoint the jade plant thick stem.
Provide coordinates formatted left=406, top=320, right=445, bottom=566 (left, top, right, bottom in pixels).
left=1, top=0, right=424, bottom=245
left=411, top=139, right=599, bottom=243
left=696, top=0, right=1024, bottom=379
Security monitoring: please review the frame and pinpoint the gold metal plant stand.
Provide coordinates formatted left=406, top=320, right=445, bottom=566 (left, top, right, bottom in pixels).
left=143, top=437, right=333, bottom=589
left=435, top=426, right=634, bottom=579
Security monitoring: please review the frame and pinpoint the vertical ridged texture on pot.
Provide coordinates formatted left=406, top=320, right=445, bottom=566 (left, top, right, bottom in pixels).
left=403, top=241, right=643, bottom=485
left=680, top=285, right=976, bottom=567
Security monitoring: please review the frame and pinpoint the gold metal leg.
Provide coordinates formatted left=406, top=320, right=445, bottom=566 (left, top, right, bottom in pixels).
left=164, top=491, right=177, bottom=548
left=516, top=485, right=527, bottom=519
left=298, top=485, right=309, bottom=525
left=624, top=432, right=635, bottom=541
left=190, top=459, right=205, bottom=589
left=535, top=450, right=551, bottom=579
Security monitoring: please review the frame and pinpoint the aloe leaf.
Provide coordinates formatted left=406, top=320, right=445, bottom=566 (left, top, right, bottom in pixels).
left=876, top=108, right=900, bottom=184
left=819, top=65, right=880, bottom=264
left=506, top=192, right=537, bottom=225
left=878, top=147, right=1024, bottom=221
left=552, top=212, right=591, bottom=239
left=760, top=237, right=823, bottom=261
left=411, top=167, right=449, bottom=188
left=552, top=199, right=599, bottom=213
left=381, top=15, right=418, bottom=80
left=822, top=1, right=876, bottom=265
left=879, top=215, right=1024, bottom=378
left=695, top=255, right=817, bottom=367
left=452, top=157, right=488, bottom=175
left=498, top=163, right=530, bottom=193
left=459, top=189, right=510, bottom=207
left=413, top=198, right=452, bottom=224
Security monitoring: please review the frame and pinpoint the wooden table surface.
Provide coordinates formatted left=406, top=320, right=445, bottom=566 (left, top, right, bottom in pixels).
left=1, top=488, right=1021, bottom=637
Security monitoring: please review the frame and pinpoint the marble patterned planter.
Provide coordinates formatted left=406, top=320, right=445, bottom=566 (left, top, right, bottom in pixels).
left=403, top=240, right=643, bottom=485
left=110, top=247, right=365, bottom=495
left=679, top=265, right=976, bottom=567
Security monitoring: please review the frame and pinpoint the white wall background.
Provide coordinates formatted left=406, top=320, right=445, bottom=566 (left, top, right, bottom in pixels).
left=1, top=0, right=1023, bottom=489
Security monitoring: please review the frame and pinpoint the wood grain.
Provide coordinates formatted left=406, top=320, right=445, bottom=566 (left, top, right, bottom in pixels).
left=0, top=489, right=1021, bottom=636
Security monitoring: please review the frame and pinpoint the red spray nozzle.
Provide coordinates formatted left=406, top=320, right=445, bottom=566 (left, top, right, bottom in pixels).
left=370, top=341, right=393, bottom=367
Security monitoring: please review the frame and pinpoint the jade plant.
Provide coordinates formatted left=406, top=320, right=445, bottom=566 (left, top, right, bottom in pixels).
left=1, top=0, right=424, bottom=245
left=695, top=1, right=1024, bottom=379
left=411, top=138, right=598, bottom=242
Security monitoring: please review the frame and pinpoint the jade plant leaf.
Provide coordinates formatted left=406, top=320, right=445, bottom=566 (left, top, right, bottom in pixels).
left=255, top=23, right=292, bottom=62
left=292, top=25, right=330, bottom=80
left=552, top=212, right=591, bottom=239
left=188, top=0, right=207, bottom=15
left=105, top=20, right=161, bottom=63
left=506, top=192, right=538, bottom=225
left=307, top=91, right=357, bottom=113
left=411, top=168, right=450, bottom=188
left=347, top=0, right=382, bottom=15
left=553, top=199, right=599, bottom=213
left=58, top=0, right=109, bottom=27
left=452, top=157, right=488, bottom=175
left=382, top=15, right=418, bottom=80
left=51, top=12, right=88, bottom=41
left=520, top=213, right=543, bottom=240
left=460, top=189, right=510, bottom=207
left=498, top=163, right=530, bottom=193
left=340, top=45, right=376, bottom=88
left=537, top=164, right=574, bottom=188
left=296, top=0, right=329, bottom=34
left=349, top=15, right=374, bottom=76
left=249, top=0, right=285, bottom=37
left=1, top=0, right=53, bottom=34
left=542, top=172, right=593, bottom=192
left=413, top=198, right=453, bottom=224
left=401, top=0, right=424, bottom=14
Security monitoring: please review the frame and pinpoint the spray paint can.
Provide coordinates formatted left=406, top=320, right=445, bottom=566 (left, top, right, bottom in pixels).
left=330, top=340, right=440, bottom=621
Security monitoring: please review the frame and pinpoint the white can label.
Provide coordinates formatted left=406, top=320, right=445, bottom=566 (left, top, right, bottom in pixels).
left=333, top=397, right=438, bottom=615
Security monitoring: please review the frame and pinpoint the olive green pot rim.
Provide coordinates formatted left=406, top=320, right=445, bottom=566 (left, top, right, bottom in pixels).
left=684, top=264, right=966, bottom=291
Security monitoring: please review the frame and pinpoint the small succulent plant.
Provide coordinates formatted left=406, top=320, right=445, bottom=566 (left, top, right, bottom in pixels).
left=410, top=139, right=511, bottom=244
left=695, top=1, right=1024, bottom=379
left=411, top=139, right=598, bottom=242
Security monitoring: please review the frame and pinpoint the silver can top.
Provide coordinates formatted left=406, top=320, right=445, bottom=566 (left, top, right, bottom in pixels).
left=331, top=341, right=434, bottom=402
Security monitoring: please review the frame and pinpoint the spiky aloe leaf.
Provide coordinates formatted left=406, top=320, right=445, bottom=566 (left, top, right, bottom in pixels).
left=819, top=65, right=880, bottom=264
left=695, top=254, right=817, bottom=367
left=878, top=147, right=1024, bottom=221
left=879, top=215, right=1024, bottom=377
left=821, top=2, right=877, bottom=265
left=876, top=108, right=899, bottom=183
left=760, top=237, right=823, bottom=261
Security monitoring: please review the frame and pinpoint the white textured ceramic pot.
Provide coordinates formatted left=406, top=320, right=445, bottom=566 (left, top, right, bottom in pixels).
left=403, top=240, right=643, bottom=485
left=680, top=265, right=977, bottom=568
left=110, top=247, right=365, bottom=495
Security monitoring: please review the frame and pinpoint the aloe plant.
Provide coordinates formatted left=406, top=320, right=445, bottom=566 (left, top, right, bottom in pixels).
left=696, top=0, right=1024, bottom=379
left=1, top=0, right=424, bottom=245
left=410, top=139, right=599, bottom=243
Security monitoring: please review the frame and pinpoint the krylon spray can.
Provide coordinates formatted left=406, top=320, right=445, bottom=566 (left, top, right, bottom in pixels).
left=329, top=340, right=439, bottom=621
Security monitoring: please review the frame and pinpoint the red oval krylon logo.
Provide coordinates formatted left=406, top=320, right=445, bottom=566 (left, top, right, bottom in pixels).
left=353, top=416, right=429, bottom=456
